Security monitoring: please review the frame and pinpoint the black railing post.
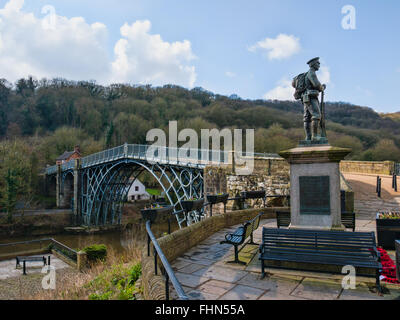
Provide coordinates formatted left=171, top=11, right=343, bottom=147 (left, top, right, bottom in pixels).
left=395, top=175, right=398, bottom=192
left=376, top=176, right=380, bottom=193
left=147, top=234, right=151, bottom=257
left=154, top=248, right=158, bottom=275
left=165, top=273, right=170, bottom=300
left=145, top=220, right=188, bottom=300
left=378, top=177, right=382, bottom=198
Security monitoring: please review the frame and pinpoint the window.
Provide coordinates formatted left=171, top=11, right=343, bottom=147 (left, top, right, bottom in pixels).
left=135, top=186, right=139, bottom=192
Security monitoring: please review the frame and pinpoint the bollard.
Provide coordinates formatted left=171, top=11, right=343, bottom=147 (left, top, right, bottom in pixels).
left=395, top=175, right=398, bottom=192
left=77, top=251, right=87, bottom=271
left=377, top=177, right=382, bottom=198
left=376, top=176, right=380, bottom=193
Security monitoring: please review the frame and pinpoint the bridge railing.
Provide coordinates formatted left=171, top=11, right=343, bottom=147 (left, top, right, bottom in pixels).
left=45, top=144, right=282, bottom=175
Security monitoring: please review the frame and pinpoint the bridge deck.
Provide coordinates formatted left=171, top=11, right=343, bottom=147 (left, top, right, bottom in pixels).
left=46, top=144, right=281, bottom=175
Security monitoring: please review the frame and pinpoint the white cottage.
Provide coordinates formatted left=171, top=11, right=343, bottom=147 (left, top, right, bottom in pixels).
left=127, top=179, right=151, bottom=201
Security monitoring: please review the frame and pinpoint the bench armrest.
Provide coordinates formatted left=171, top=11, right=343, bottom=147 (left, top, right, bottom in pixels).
left=370, top=247, right=380, bottom=261
left=224, top=227, right=245, bottom=242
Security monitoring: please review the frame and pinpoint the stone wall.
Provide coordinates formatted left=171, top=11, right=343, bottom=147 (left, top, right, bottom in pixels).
left=204, top=158, right=290, bottom=213
left=140, top=207, right=284, bottom=300
left=340, top=160, right=395, bottom=175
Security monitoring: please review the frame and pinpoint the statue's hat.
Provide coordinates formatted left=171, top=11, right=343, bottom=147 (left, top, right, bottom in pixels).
left=307, top=57, right=320, bottom=65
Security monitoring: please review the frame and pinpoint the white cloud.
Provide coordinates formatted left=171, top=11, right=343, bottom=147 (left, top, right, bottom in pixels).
left=249, top=34, right=301, bottom=60
left=319, top=65, right=331, bottom=85
left=0, top=0, right=197, bottom=88
left=225, top=71, right=236, bottom=78
left=0, top=0, right=110, bottom=82
left=111, top=20, right=196, bottom=87
left=264, top=64, right=331, bottom=101
left=263, top=79, right=294, bottom=101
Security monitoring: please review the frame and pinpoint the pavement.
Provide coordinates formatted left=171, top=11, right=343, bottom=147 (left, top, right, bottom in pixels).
left=170, top=218, right=400, bottom=300
left=0, top=254, right=70, bottom=280
left=169, top=173, right=400, bottom=300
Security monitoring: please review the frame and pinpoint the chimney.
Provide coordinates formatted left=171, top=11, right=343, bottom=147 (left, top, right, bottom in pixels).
left=74, top=145, right=81, bottom=154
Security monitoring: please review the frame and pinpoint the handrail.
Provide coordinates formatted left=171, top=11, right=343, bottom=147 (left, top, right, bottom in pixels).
left=0, top=238, right=78, bottom=262
left=145, top=220, right=188, bottom=300
left=46, top=143, right=282, bottom=175
left=0, top=238, right=53, bottom=247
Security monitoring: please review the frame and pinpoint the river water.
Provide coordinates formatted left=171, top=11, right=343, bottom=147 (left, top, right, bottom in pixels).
left=0, top=221, right=174, bottom=259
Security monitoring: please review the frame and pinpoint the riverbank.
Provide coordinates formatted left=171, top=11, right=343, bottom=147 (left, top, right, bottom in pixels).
left=0, top=202, right=156, bottom=240
left=0, top=211, right=72, bottom=238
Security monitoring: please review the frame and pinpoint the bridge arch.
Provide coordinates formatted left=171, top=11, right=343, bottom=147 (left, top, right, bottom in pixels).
left=79, top=159, right=204, bottom=227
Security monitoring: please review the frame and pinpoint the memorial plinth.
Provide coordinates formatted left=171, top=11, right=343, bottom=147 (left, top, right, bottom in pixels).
left=279, top=145, right=351, bottom=230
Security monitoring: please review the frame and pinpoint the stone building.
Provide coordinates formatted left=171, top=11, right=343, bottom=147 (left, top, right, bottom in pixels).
left=56, top=146, right=81, bottom=165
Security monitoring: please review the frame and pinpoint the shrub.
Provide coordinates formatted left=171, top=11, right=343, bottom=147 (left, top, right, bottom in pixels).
left=83, top=244, right=107, bottom=262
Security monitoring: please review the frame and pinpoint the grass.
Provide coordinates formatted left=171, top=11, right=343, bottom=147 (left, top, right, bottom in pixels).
left=146, top=188, right=162, bottom=196
left=30, top=243, right=143, bottom=300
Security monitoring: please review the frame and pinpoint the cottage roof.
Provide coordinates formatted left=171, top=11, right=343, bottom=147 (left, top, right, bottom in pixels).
left=56, top=150, right=79, bottom=161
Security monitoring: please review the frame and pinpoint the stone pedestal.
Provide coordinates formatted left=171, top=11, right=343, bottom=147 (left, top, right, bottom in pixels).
left=279, top=145, right=351, bottom=230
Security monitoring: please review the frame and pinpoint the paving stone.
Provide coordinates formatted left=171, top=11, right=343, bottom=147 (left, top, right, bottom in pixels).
left=175, top=272, right=210, bottom=288
left=339, top=287, right=384, bottom=300
left=187, top=290, right=220, bottom=300
left=258, top=291, right=307, bottom=300
left=169, top=285, right=194, bottom=300
left=181, top=255, right=216, bottom=266
left=172, top=258, right=192, bottom=271
left=178, top=263, right=208, bottom=274
left=193, top=265, right=248, bottom=283
left=219, top=285, right=265, bottom=300
left=237, top=272, right=300, bottom=294
left=291, top=278, right=342, bottom=300
left=197, top=280, right=236, bottom=297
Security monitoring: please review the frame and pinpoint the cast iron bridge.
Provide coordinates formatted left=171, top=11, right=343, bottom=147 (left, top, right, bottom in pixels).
left=45, top=143, right=278, bottom=228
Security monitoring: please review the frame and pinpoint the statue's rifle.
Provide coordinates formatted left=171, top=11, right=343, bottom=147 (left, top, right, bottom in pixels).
left=320, top=89, right=327, bottom=138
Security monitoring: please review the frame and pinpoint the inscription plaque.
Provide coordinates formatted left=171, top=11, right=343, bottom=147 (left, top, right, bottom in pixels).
left=299, top=176, right=330, bottom=215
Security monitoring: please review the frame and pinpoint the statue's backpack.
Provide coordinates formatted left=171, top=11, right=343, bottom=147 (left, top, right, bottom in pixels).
left=292, top=73, right=307, bottom=100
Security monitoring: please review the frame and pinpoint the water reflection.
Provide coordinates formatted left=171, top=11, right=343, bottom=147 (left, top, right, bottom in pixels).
left=0, top=220, right=175, bottom=259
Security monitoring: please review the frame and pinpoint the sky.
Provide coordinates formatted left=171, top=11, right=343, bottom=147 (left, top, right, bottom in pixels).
left=0, top=0, right=399, bottom=112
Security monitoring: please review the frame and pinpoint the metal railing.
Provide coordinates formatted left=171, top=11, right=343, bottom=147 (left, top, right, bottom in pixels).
left=146, top=220, right=188, bottom=300
left=0, top=238, right=78, bottom=262
left=46, top=143, right=281, bottom=175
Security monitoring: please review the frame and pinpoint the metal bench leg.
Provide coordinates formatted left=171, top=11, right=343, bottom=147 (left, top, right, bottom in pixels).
left=248, top=232, right=257, bottom=245
left=376, top=270, right=383, bottom=293
left=226, top=245, right=246, bottom=265
left=261, top=260, right=266, bottom=279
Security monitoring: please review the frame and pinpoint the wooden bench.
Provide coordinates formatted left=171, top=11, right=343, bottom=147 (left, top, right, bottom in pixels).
left=276, top=211, right=356, bottom=231
left=16, top=255, right=50, bottom=275
left=259, top=228, right=382, bottom=292
left=220, top=212, right=263, bottom=265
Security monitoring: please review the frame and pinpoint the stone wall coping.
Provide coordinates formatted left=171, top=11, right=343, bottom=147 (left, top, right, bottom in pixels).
left=279, top=145, right=351, bottom=164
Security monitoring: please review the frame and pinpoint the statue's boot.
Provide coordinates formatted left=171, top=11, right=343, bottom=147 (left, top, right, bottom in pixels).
left=311, top=120, right=320, bottom=141
left=304, top=122, right=311, bottom=141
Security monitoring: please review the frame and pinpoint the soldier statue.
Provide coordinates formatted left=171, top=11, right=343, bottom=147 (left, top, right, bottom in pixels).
left=292, top=57, right=327, bottom=142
